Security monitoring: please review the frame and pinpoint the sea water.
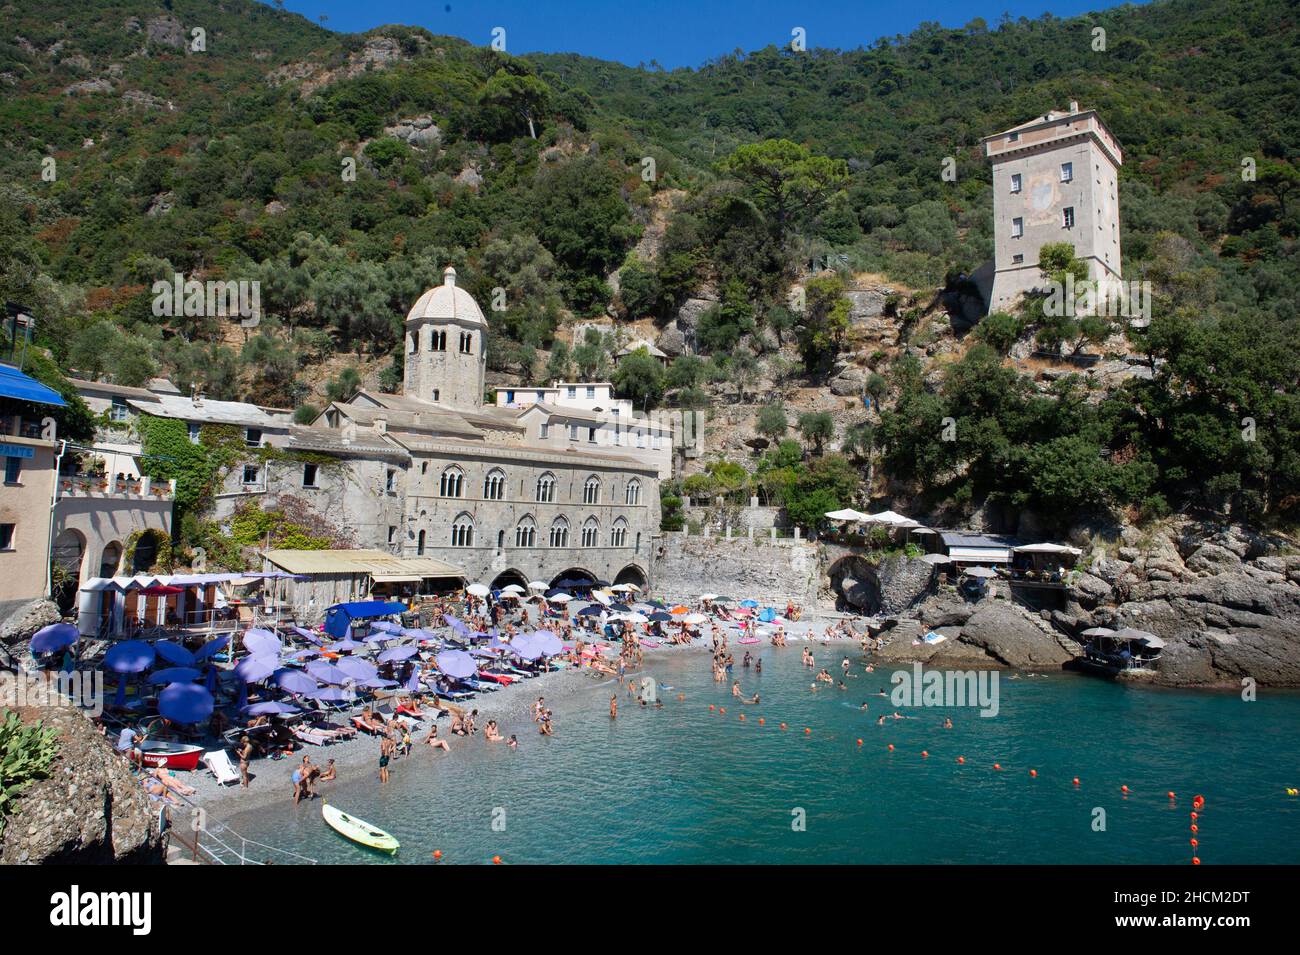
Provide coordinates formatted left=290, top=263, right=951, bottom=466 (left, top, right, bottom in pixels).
left=223, top=647, right=1300, bottom=864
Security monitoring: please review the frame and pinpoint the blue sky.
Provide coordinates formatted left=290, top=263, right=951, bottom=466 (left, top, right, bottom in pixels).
left=275, top=0, right=1144, bottom=69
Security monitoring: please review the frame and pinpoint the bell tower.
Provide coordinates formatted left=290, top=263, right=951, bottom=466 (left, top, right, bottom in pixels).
left=403, top=266, right=487, bottom=411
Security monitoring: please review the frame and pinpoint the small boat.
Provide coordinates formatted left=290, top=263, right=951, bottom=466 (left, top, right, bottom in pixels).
left=139, top=740, right=205, bottom=771
left=322, top=803, right=399, bottom=855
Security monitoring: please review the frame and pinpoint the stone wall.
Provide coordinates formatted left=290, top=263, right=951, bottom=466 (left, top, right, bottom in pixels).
left=654, top=532, right=820, bottom=605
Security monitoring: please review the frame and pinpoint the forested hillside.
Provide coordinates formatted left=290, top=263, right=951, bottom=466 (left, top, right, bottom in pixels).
left=1, top=0, right=1298, bottom=531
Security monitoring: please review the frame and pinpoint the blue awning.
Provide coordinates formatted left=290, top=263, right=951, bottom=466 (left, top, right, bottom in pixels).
left=323, top=600, right=408, bottom=638
left=0, top=364, right=67, bottom=407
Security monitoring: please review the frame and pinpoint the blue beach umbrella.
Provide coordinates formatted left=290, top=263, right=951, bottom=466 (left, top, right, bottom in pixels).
left=105, top=640, right=156, bottom=674
left=307, top=686, right=349, bottom=702
left=31, top=623, right=79, bottom=654
left=158, top=682, right=214, bottom=724
left=328, top=639, right=364, bottom=653
left=360, top=677, right=399, bottom=689
left=740, top=599, right=759, bottom=608
left=378, top=646, right=418, bottom=663
left=148, top=666, right=201, bottom=684
left=193, top=635, right=229, bottom=662
left=533, top=631, right=563, bottom=656
left=154, top=641, right=195, bottom=666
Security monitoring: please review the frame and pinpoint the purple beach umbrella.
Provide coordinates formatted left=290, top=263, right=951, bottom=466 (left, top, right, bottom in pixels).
left=242, top=700, right=301, bottom=716
left=193, top=635, right=229, bottom=662
left=158, top=682, right=214, bottom=724
left=306, top=686, right=350, bottom=702
left=105, top=640, right=155, bottom=674
left=234, top=655, right=278, bottom=684
left=275, top=669, right=319, bottom=695
left=154, top=641, right=195, bottom=666
left=242, top=628, right=280, bottom=657
left=378, top=646, right=418, bottom=663
left=336, top=656, right=377, bottom=682
left=306, top=660, right=348, bottom=685
left=434, top=649, right=476, bottom=679
left=30, top=623, right=79, bottom=654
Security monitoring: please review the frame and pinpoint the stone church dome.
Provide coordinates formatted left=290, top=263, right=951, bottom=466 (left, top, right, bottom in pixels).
left=404, top=266, right=487, bottom=327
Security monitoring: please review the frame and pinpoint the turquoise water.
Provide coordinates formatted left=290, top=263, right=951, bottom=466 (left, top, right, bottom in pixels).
left=225, top=646, right=1300, bottom=864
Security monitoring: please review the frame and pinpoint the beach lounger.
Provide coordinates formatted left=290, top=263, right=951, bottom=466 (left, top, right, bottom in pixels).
left=203, top=749, right=241, bottom=786
left=293, top=727, right=332, bottom=746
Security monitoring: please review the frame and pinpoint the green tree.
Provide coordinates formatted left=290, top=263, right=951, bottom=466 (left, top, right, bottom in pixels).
left=798, top=410, right=835, bottom=455
left=717, top=139, right=849, bottom=246
left=756, top=401, right=789, bottom=442
left=613, top=348, right=665, bottom=409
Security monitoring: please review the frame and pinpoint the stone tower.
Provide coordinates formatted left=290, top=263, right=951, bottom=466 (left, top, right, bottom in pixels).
left=982, top=102, right=1123, bottom=314
left=403, top=266, right=487, bottom=410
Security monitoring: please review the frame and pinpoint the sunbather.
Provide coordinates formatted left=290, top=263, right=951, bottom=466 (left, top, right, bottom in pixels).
left=152, top=767, right=196, bottom=796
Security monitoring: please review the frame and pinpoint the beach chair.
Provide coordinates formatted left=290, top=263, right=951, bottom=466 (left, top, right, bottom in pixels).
left=203, top=749, right=241, bottom=786
left=293, top=727, right=332, bottom=746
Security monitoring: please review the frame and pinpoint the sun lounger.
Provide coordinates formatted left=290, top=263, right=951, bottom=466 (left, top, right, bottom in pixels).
left=203, top=749, right=241, bottom=786
left=293, top=727, right=332, bottom=746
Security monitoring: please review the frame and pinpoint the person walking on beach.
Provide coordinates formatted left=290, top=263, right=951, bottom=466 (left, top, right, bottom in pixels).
left=238, top=735, right=253, bottom=789
left=379, top=736, right=393, bottom=784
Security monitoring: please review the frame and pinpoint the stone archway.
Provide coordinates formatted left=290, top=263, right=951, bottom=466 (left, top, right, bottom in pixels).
left=490, top=569, right=529, bottom=590
left=549, top=567, right=598, bottom=590
left=613, top=564, right=647, bottom=588
left=130, top=529, right=168, bottom=574
left=51, top=528, right=86, bottom=613
left=827, top=555, right=881, bottom=614
left=99, top=541, right=123, bottom=579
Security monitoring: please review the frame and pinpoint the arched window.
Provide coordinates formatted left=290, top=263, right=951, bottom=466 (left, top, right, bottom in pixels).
left=483, top=468, right=506, bottom=501
left=581, top=517, right=600, bottom=548
left=610, top=518, right=628, bottom=548
left=408, top=331, right=419, bottom=354
left=450, top=513, right=475, bottom=548
left=625, top=478, right=641, bottom=506
left=536, top=471, right=556, bottom=503
left=515, top=516, right=536, bottom=548
left=439, top=466, right=463, bottom=498
left=583, top=475, right=601, bottom=505
left=417, top=530, right=426, bottom=556
left=431, top=330, right=447, bottom=351
left=549, top=517, right=569, bottom=548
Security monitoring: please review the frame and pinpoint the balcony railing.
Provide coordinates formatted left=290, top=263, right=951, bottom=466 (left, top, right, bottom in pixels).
left=58, top=473, right=175, bottom=501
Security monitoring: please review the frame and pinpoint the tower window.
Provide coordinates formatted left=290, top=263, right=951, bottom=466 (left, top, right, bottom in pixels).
left=1011, top=217, right=1023, bottom=239
left=459, top=332, right=473, bottom=354
left=1009, top=173, right=1022, bottom=194
left=1060, top=162, right=1073, bottom=182
left=431, top=330, right=447, bottom=351
left=1012, top=254, right=1024, bottom=264
left=1063, top=207, right=1075, bottom=229
left=302, top=463, right=318, bottom=488
left=386, top=469, right=397, bottom=492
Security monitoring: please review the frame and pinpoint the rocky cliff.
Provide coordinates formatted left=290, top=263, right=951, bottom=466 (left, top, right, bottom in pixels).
left=0, top=673, right=164, bottom=864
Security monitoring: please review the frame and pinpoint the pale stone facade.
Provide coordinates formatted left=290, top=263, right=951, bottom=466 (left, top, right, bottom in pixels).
left=982, top=103, right=1123, bottom=313
left=129, top=268, right=662, bottom=590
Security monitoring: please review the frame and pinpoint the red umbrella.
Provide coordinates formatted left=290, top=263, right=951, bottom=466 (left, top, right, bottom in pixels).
left=141, top=585, right=184, bottom=596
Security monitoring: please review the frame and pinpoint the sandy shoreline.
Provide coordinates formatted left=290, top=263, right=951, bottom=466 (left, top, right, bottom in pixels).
left=186, top=607, right=853, bottom=824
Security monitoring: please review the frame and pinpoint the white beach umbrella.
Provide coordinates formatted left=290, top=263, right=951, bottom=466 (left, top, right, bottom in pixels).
left=699, top=592, right=719, bottom=601
left=500, top=584, right=525, bottom=594
left=467, top=583, right=490, bottom=597
left=591, top=590, right=612, bottom=605
left=527, top=581, right=548, bottom=591
left=549, top=592, right=573, bottom=603
left=683, top=613, right=707, bottom=625
left=623, top=612, right=649, bottom=624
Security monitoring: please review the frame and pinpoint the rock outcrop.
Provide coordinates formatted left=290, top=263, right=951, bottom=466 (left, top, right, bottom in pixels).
left=876, top=598, right=1076, bottom=670
left=0, top=674, right=164, bottom=864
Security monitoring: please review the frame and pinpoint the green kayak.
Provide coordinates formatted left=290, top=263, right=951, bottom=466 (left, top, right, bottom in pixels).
left=322, top=803, right=399, bottom=855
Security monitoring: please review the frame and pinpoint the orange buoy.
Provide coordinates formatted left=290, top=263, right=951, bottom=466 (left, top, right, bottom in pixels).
left=921, top=750, right=929, bottom=758
left=1029, top=769, right=1038, bottom=778
left=993, top=763, right=1002, bottom=770
left=804, top=727, right=811, bottom=735
left=492, top=855, right=502, bottom=865
left=888, top=744, right=894, bottom=751
left=957, top=756, right=965, bottom=764
left=780, top=723, right=787, bottom=730
left=709, top=704, right=715, bottom=711
left=1191, top=824, right=1198, bottom=833
left=1191, top=811, right=1198, bottom=820
left=1121, top=785, right=1130, bottom=794
left=758, top=718, right=765, bottom=725
left=1193, top=794, right=1205, bottom=808
left=1190, top=838, right=1198, bottom=847
left=1192, top=857, right=1200, bottom=865
left=857, top=738, right=863, bottom=746
left=1072, top=777, right=1080, bottom=786
left=433, top=850, right=442, bottom=860
left=1167, top=791, right=1176, bottom=800
left=719, top=707, right=726, bottom=714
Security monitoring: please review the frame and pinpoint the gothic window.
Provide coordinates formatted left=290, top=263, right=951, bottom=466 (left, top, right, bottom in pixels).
left=515, top=516, right=536, bottom=548
left=451, top=513, right=475, bottom=548
left=483, top=468, right=506, bottom=500
left=610, top=518, right=628, bottom=548
left=625, top=478, right=642, bottom=506
left=581, top=517, right=599, bottom=548
left=549, top=517, right=569, bottom=548
left=583, top=475, right=600, bottom=505
left=439, top=467, right=464, bottom=498
left=536, top=472, right=556, bottom=503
